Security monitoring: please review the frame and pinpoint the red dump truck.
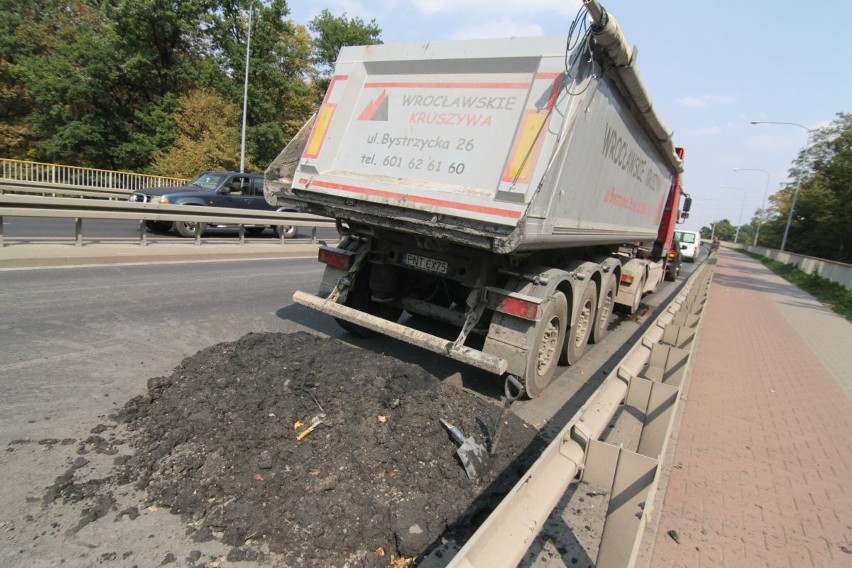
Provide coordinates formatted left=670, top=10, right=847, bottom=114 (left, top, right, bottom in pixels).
left=264, top=0, right=690, bottom=397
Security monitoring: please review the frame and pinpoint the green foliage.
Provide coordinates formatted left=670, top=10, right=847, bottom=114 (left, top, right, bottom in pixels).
left=739, top=251, right=852, bottom=320
left=151, top=90, right=251, bottom=177
left=700, top=218, right=735, bottom=241
left=0, top=0, right=363, bottom=174
left=308, top=9, right=382, bottom=76
left=758, top=113, right=852, bottom=262
left=308, top=9, right=382, bottom=98
left=706, top=114, right=850, bottom=262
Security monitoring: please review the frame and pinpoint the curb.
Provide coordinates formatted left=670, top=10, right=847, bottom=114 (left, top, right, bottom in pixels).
left=0, top=241, right=323, bottom=270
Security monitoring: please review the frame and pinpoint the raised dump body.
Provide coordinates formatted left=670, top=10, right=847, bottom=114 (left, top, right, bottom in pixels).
left=266, top=1, right=689, bottom=397
left=268, top=35, right=681, bottom=253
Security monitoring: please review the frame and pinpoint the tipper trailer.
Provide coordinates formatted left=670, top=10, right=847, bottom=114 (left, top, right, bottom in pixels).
left=265, top=0, right=690, bottom=397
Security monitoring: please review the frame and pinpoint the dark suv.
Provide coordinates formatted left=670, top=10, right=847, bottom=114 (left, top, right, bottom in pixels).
left=129, top=171, right=295, bottom=238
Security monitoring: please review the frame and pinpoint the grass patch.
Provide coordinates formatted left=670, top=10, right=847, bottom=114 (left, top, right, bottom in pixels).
left=738, top=250, right=852, bottom=320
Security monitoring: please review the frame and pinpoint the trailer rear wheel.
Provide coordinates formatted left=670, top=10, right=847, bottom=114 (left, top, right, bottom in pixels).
left=628, top=275, right=645, bottom=315
left=522, top=292, right=567, bottom=398
left=590, top=278, right=615, bottom=344
left=562, top=282, right=597, bottom=365
left=335, top=267, right=402, bottom=337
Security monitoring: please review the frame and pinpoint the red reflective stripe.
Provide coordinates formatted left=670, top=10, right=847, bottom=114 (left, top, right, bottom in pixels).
left=310, top=179, right=522, bottom=219
left=363, top=81, right=529, bottom=90
left=321, top=75, right=349, bottom=105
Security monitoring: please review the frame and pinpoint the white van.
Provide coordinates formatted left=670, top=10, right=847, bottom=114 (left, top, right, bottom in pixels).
left=674, top=230, right=701, bottom=262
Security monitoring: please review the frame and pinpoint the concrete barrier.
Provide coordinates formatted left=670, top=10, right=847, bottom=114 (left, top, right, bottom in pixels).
left=725, top=243, right=851, bottom=290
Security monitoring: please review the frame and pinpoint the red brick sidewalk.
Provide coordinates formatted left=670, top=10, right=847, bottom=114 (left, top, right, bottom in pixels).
left=651, top=250, right=852, bottom=567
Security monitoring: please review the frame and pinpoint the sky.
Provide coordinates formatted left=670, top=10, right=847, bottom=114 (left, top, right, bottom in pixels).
left=287, top=0, right=851, bottom=233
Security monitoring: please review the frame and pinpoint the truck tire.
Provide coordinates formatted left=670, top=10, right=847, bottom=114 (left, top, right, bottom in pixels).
left=590, top=278, right=615, bottom=344
left=335, top=266, right=402, bottom=337
left=522, top=292, right=567, bottom=398
left=562, top=282, right=597, bottom=365
left=665, top=261, right=680, bottom=281
left=628, top=275, right=645, bottom=315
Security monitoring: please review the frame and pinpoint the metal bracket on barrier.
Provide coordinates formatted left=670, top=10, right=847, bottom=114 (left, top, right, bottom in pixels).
left=644, top=343, right=690, bottom=386
left=661, top=324, right=696, bottom=349
left=584, top=439, right=660, bottom=568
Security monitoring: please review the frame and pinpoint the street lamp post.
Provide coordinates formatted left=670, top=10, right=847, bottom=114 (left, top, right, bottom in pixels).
left=721, top=186, right=746, bottom=243
left=749, top=121, right=813, bottom=251
left=733, top=168, right=770, bottom=246
left=239, top=6, right=254, bottom=173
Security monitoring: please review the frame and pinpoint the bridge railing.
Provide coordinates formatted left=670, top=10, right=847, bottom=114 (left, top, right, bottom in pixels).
left=0, top=179, right=132, bottom=199
left=0, top=193, right=336, bottom=247
left=0, top=158, right=187, bottom=191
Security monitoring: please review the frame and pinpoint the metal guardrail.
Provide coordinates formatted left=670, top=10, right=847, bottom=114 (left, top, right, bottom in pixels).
left=433, top=260, right=716, bottom=567
left=0, top=193, right=337, bottom=247
left=0, top=158, right=187, bottom=191
left=0, top=179, right=132, bottom=200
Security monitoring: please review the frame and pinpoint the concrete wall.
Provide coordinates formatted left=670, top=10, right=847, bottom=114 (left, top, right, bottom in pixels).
left=724, top=243, right=851, bottom=291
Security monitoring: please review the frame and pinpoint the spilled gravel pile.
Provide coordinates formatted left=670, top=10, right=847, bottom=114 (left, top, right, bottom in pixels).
left=44, top=332, right=543, bottom=566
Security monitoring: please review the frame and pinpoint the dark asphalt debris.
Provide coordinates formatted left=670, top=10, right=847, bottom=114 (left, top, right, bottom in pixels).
left=44, top=331, right=544, bottom=566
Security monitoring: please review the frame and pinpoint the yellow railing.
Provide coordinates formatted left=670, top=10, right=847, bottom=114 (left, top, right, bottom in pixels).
left=0, top=158, right=187, bottom=191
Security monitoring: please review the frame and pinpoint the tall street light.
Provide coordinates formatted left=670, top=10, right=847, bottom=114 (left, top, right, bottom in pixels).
left=733, top=168, right=770, bottom=246
left=721, top=186, right=746, bottom=243
left=750, top=121, right=813, bottom=251
left=239, top=5, right=254, bottom=173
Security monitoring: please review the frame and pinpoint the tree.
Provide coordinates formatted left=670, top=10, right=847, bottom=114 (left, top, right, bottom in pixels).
left=151, top=90, right=248, bottom=177
left=201, top=0, right=317, bottom=166
left=700, top=219, right=735, bottom=242
left=760, top=113, right=851, bottom=262
left=7, top=0, right=212, bottom=169
left=309, top=9, right=382, bottom=76
left=308, top=9, right=381, bottom=98
left=15, top=5, right=124, bottom=167
left=2, top=0, right=320, bottom=171
left=0, top=0, right=42, bottom=157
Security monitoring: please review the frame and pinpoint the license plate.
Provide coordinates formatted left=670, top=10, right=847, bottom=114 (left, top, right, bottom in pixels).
left=404, top=253, right=448, bottom=275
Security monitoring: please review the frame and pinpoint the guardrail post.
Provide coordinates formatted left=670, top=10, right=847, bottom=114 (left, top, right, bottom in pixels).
left=139, top=220, right=147, bottom=246
left=311, top=226, right=317, bottom=243
left=238, top=225, right=246, bottom=245
left=194, top=228, right=201, bottom=246
left=75, top=217, right=83, bottom=246
left=0, top=216, right=4, bottom=247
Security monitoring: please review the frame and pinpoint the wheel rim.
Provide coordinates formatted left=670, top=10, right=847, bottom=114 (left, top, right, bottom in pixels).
left=574, top=300, right=592, bottom=347
left=537, top=316, right=561, bottom=375
left=599, top=291, right=613, bottom=329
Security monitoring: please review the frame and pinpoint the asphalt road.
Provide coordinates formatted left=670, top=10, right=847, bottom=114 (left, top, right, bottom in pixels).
left=0, top=249, right=702, bottom=444
left=0, top=252, right=701, bottom=567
